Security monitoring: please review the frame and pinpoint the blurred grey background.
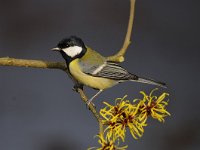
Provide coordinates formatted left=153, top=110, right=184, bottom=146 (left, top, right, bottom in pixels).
left=0, top=0, right=200, bottom=150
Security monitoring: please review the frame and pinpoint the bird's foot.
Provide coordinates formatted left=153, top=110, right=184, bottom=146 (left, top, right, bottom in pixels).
left=72, top=84, right=83, bottom=92
left=86, top=100, right=96, bottom=110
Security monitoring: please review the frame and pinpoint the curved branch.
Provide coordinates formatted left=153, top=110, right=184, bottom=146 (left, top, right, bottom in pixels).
left=107, top=0, right=136, bottom=62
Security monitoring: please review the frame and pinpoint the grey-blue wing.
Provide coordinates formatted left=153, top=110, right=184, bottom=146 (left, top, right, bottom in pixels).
left=86, top=62, right=138, bottom=81
left=78, top=60, right=103, bottom=74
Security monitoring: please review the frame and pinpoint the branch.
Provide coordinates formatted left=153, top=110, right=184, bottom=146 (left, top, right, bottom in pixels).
left=0, top=57, right=66, bottom=70
left=0, top=57, right=101, bottom=122
left=107, top=0, right=136, bottom=62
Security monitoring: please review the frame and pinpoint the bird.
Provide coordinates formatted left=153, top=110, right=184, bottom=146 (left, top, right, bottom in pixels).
left=51, top=36, right=166, bottom=105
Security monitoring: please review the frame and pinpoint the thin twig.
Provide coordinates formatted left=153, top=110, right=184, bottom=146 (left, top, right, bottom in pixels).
left=77, top=88, right=101, bottom=122
left=107, top=0, right=136, bottom=62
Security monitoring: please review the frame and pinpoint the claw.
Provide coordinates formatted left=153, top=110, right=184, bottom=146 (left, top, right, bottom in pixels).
left=72, top=84, right=83, bottom=92
left=86, top=101, right=96, bottom=110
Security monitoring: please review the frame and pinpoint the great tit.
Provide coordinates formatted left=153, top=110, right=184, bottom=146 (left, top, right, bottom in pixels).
left=52, top=36, right=166, bottom=104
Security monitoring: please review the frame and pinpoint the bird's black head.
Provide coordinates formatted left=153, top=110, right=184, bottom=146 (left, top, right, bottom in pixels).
left=52, top=36, right=87, bottom=63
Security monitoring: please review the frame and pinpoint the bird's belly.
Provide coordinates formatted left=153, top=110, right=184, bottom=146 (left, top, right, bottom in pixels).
left=69, top=60, right=117, bottom=90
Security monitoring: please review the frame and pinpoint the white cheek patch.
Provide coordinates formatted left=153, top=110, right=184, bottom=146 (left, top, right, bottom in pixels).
left=62, top=46, right=82, bottom=58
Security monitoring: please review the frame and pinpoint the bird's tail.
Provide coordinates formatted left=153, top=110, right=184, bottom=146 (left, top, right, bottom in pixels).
left=130, top=75, right=167, bottom=88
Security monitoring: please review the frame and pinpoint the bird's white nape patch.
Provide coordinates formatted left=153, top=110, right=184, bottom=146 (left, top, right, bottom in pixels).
left=62, top=46, right=82, bottom=58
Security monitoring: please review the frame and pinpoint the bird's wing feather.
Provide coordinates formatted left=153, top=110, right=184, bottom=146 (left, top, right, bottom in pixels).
left=84, top=61, right=138, bottom=81
left=79, top=60, right=103, bottom=74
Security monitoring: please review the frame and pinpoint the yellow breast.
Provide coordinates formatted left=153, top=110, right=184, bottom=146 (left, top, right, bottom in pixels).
left=69, top=59, right=117, bottom=90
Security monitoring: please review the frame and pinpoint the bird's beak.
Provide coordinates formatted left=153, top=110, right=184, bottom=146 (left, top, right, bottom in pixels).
left=51, top=47, right=60, bottom=51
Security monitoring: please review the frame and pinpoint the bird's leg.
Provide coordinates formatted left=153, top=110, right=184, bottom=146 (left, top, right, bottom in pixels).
left=87, top=90, right=103, bottom=105
left=73, top=83, right=83, bottom=92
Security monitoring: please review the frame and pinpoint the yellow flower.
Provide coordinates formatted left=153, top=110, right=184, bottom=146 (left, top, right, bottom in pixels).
left=100, top=96, right=130, bottom=141
left=94, top=88, right=170, bottom=150
left=88, top=133, right=128, bottom=150
left=100, top=96, right=147, bottom=141
left=138, top=88, right=170, bottom=122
